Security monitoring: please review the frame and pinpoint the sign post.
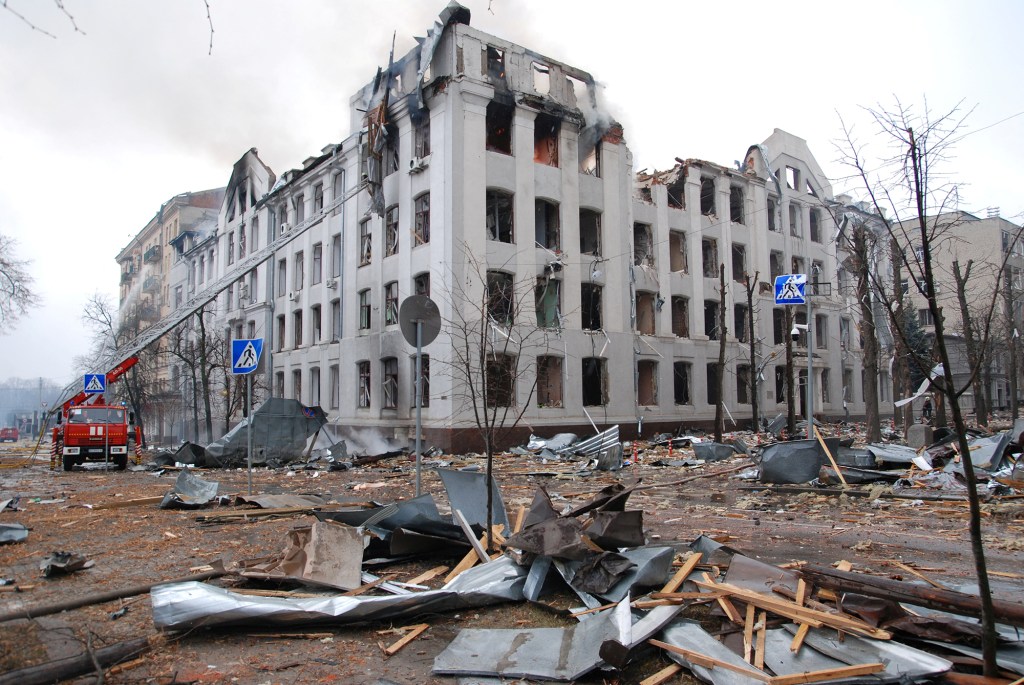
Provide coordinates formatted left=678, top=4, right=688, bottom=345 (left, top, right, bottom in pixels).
left=399, top=296, right=441, bottom=496
left=774, top=275, right=813, bottom=439
left=231, top=339, right=264, bottom=495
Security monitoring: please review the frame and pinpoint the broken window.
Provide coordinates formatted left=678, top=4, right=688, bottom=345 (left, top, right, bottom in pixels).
left=706, top=363, right=720, bottom=405
left=275, top=371, right=285, bottom=399
left=410, top=355, right=430, bottom=408
left=767, top=197, right=778, bottom=232
left=704, top=300, right=720, bottom=340
left=311, top=243, right=322, bottom=285
left=414, top=272, right=430, bottom=297
left=385, top=206, right=399, bottom=257
left=292, top=369, right=302, bottom=402
left=241, top=221, right=249, bottom=257
left=486, top=189, right=514, bottom=243
left=329, top=365, right=339, bottom=409
left=785, top=166, right=800, bottom=190
left=294, top=251, right=304, bottom=290
left=277, top=259, right=287, bottom=297
left=384, top=281, right=398, bottom=326
left=581, top=283, right=602, bottom=331
left=484, top=45, right=506, bottom=81
left=486, top=354, right=515, bottom=407
left=671, top=297, right=690, bottom=338
left=734, top=303, right=749, bottom=343
left=485, top=100, right=513, bottom=154
left=384, top=123, right=399, bottom=176
left=227, top=232, right=234, bottom=265
left=789, top=203, right=800, bottom=237
left=637, top=360, right=658, bottom=406
left=775, top=365, right=787, bottom=403
left=357, top=361, right=371, bottom=408
left=821, top=368, right=830, bottom=403
left=486, top=271, right=515, bottom=326
left=667, top=174, right=685, bottom=209
left=582, top=357, right=608, bottom=406
left=358, top=289, right=371, bottom=331
left=633, top=222, right=654, bottom=267
left=276, top=314, right=285, bottom=351
left=792, top=256, right=805, bottom=276
left=806, top=179, right=818, bottom=197
left=669, top=231, right=688, bottom=273
left=843, top=368, right=854, bottom=404
left=732, top=243, right=746, bottom=283
left=311, top=304, right=322, bottom=344
left=535, top=199, right=560, bottom=251
left=331, top=299, right=341, bottom=341
left=293, top=310, right=303, bottom=348
left=809, top=208, right=821, bottom=242
left=701, top=238, right=718, bottom=278
left=635, top=291, right=656, bottom=335
left=579, top=209, right=601, bottom=256
left=673, top=361, right=692, bottom=405
left=535, top=277, right=560, bottom=328
left=314, top=183, right=324, bottom=213
left=413, top=116, right=431, bottom=158
left=382, top=357, right=398, bottom=410
left=770, top=250, right=784, bottom=280
left=414, top=193, right=430, bottom=245
left=531, top=61, right=550, bottom=95
left=537, top=355, right=563, bottom=407
left=737, top=364, right=751, bottom=404
left=359, top=219, right=372, bottom=265
left=700, top=177, right=716, bottom=216
left=730, top=186, right=744, bottom=224
left=579, top=136, right=600, bottom=176
left=533, top=113, right=559, bottom=167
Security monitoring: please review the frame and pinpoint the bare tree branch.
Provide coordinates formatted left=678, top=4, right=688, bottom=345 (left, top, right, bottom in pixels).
left=0, top=234, right=40, bottom=329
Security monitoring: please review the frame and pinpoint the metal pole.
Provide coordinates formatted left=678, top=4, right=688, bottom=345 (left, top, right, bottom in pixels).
left=246, top=373, right=253, bottom=495
left=806, top=294, right=814, bottom=440
left=415, top=320, right=423, bottom=497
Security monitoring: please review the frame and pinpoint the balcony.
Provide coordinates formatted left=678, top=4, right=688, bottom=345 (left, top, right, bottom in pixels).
left=120, top=269, right=136, bottom=284
left=143, top=275, right=160, bottom=292
left=144, top=245, right=162, bottom=263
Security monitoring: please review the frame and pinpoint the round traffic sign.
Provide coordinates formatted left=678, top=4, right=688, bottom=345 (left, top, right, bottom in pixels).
left=399, top=295, right=441, bottom=347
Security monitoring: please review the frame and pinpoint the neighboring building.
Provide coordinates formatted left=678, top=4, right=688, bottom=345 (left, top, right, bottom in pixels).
left=116, top=188, right=223, bottom=443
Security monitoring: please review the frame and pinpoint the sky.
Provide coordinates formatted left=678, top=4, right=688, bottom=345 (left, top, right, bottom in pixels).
left=2, top=0, right=1023, bottom=385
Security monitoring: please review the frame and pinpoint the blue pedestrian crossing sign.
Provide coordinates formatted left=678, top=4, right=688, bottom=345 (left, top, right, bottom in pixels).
left=83, top=374, right=106, bottom=394
left=774, top=274, right=807, bottom=305
left=231, top=339, right=263, bottom=375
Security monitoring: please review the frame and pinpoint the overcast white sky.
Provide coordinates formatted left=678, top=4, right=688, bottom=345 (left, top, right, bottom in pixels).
left=2, top=0, right=1023, bottom=384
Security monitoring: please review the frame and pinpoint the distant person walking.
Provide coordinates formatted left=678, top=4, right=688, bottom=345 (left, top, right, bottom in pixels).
left=922, top=397, right=933, bottom=421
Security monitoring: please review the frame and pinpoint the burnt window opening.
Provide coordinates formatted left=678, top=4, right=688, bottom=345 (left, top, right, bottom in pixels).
left=414, top=193, right=430, bottom=245
left=410, top=355, right=430, bottom=408
left=532, top=62, right=550, bottom=95
left=729, top=186, right=744, bottom=224
left=789, top=203, right=801, bottom=236
left=535, top=277, right=561, bottom=328
left=533, top=113, right=560, bottom=167
left=767, top=197, right=778, bottom=232
left=638, top=187, right=653, bottom=204
left=293, top=310, right=303, bottom=348
left=384, top=281, right=399, bottom=326
left=704, top=300, right=721, bottom=340
left=582, top=357, right=608, bottom=407
left=579, top=137, right=600, bottom=177
left=734, top=304, right=749, bottom=343
left=633, top=222, right=654, bottom=267
left=701, top=238, right=719, bottom=278
left=314, top=183, right=324, bottom=213
left=770, top=250, right=784, bottom=280
left=535, top=199, right=560, bottom=251
left=581, top=283, right=603, bottom=331
left=669, top=231, right=688, bottom=273
left=706, top=363, right=721, bottom=405
left=737, top=364, right=751, bottom=404
left=413, top=116, right=431, bottom=158
left=384, top=124, right=399, bottom=176
left=731, top=243, right=746, bottom=283
left=385, top=206, right=399, bottom=257
left=809, top=209, right=821, bottom=243
left=486, top=100, right=513, bottom=154
left=486, top=271, right=515, bottom=326
left=700, top=177, right=716, bottom=216
left=382, top=358, right=398, bottom=410
left=673, top=361, right=692, bottom=405
left=357, top=361, right=371, bottom=408
left=486, top=354, right=516, bottom=407
left=580, top=209, right=602, bottom=256
left=667, top=175, right=686, bottom=210
left=637, top=360, right=658, bottom=406
left=785, top=166, right=800, bottom=190
left=359, top=219, right=372, bottom=265
left=672, top=296, right=690, bottom=337
left=775, top=365, right=787, bottom=403
left=635, top=291, right=656, bottom=335
left=537, top=355, right=563, bottom=407
left=486, top=189, right=515, bottom=243
left=484, top=45, right=506, bottom=82
left=414, top=272, right=430, bottom=297
left=792, top=256, right=805, bottom=277
left=358, top=289, right=371, bottom=331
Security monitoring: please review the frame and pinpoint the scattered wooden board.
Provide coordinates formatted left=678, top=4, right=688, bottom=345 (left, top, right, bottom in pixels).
left=380, top=623, right=429, bottom=657
left=660, top=552, right=702, bottom=594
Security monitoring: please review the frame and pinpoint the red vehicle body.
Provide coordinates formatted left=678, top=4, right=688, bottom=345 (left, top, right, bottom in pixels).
left=0, top=427, right=18, bottom=442
left=51, top=357, right=143, bottom=471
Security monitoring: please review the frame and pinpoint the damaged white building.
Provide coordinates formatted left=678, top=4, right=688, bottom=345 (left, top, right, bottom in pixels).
left=132, top=5, right=869, bottom=450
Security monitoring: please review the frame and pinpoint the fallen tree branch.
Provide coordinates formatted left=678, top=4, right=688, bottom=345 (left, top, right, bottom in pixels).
left=0, top=636, right=159, bottom=685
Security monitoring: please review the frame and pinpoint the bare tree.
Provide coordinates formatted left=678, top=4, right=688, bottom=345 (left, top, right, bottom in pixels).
left=836, top=98, right=1024, bottom=675
left=743, top=271, right=760, bottom=431
left=0, top=234, right=39, bottom=330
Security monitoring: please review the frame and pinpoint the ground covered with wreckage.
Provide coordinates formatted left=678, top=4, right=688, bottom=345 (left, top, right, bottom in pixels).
left=1, top=420, right=1024, bottom=685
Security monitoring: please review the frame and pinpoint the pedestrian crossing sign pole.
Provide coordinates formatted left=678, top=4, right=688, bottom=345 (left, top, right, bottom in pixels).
left=231, top=338, right=264, bottom=495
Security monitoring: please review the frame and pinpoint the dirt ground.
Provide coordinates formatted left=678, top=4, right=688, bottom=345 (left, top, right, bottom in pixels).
left=1, top=432, right=1023, bottom=684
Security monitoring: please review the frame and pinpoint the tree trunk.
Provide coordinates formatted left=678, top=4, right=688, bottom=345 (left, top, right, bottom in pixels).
left=953, top=260, right=987, bottom=426
left=853, top=225, right=882, bottom=442
left=746, top=274, right=759, bottom=432
left=714, top=265, right=727, bottom=442
left=1004, top=267, right=1020, bottom=419
left=197, top=310, right=214, bottom=442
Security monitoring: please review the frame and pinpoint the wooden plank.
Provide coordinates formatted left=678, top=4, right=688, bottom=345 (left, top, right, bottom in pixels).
left=814, top=426, right=847, bottom=486
left=454, top=509, right=490, bottom=564
left=444, top=540, right=485, bottom=583
left=405, top=565, right=448, bottom=587
left=639, top=663, right=683, bottom=685
left=767, top=662, right=885, bottom=685
left=92, top=495, right=165, bottom=510
left=891, top=560, right=949, bottom=590
left=512, top=504, right=526, bottom=534
left=342, top=575, right=394, bottom=597
left=381, top=623, right=429, bottom=657
left=754, top=610, right=767, bottom=670
left=743, top=603, right=756, bottom=663
left=648, top=639, right=771, bottom=682
left=790, top=623, right=810, bottom=653
left=795, top=578, right=809, bottom=606
left=660, top=552, right=702, bottom=593
left=702, top=572, right=743, bottom=623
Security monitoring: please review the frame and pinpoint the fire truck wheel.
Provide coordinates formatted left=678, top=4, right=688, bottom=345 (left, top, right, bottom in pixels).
left=62, top=453, right=74, bottom=472
left=115, top=454, right=128, bottom=471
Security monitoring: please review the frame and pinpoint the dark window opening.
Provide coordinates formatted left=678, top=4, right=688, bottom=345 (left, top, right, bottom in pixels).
left=359, top=219, right=371, bottom=265
left=732, top=243, right=746, bottom=283
left=535, top=277, right=560, bottom=328
left=580, top=209, right=601, bottom=256
left=734, top=304, right=749, bottom=343
left=775, top=365, right=787, bottom=403
left=672, top=297, right=689, bottom=337
left=410, top=355, right=430, bottom=408
left=700, top=177, right=716, bottom=216
left=730, top=186, right=744, bottom=224
left=673, top=361, right=692, bottom=405
left=770, top=250, right=784, bottom=280
left=704, top=300, right=720, bottom=340
left=533, top=113, right=559, bottom=167
left=789, top=204, right=800, bottom=236
left=767, top=197, right=778, bottom=232
left=633, top=222, right=653, bottom=267
left=413, top=116, right=431, bottom=158
left=809, top=209, right=821, bottom=242
left=702, top=238, right=718, bottom=278
left=385, top=206, right=399, bottom=257
left=636, top=291, right=656, bottom=335
left=486, top=355, right=515, bottom=407
left=706, top=363, right=720, bottom=405
left=537, top=355, right=563, bottom=407
left=357, top=361, right=370, bottom=408
left=414, top=272, right=430, bottom=297
left=637, top=360, right=657, bottom=406
left=669, top=231, right=687, bottom=273
left=579, top=136, right=600, bottom=176
left=487, top=189, right=515, bottom=243
left=485, top=46, right=506, bottom=82
left=358, top=289, right=371, bottom=331
left=737, top=364, right=751, bottom=404
left=384, top=281, right=398, bottom=326
left=382, top=358, right=398, bottom=409
left=314, top=183, right=324, bottom=213
left=667, top=174, right=685, bottom=209
left=535, top=200, right=560, bottom=250
left=414, top=193, right=430, bottom=245
left=581, top=283, right=602, bottom=330
left=487, top=271, right=514, bottom=325
left=582, top=357, right=608, bottom=406
left=486, top=100, right=513, bottom=154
